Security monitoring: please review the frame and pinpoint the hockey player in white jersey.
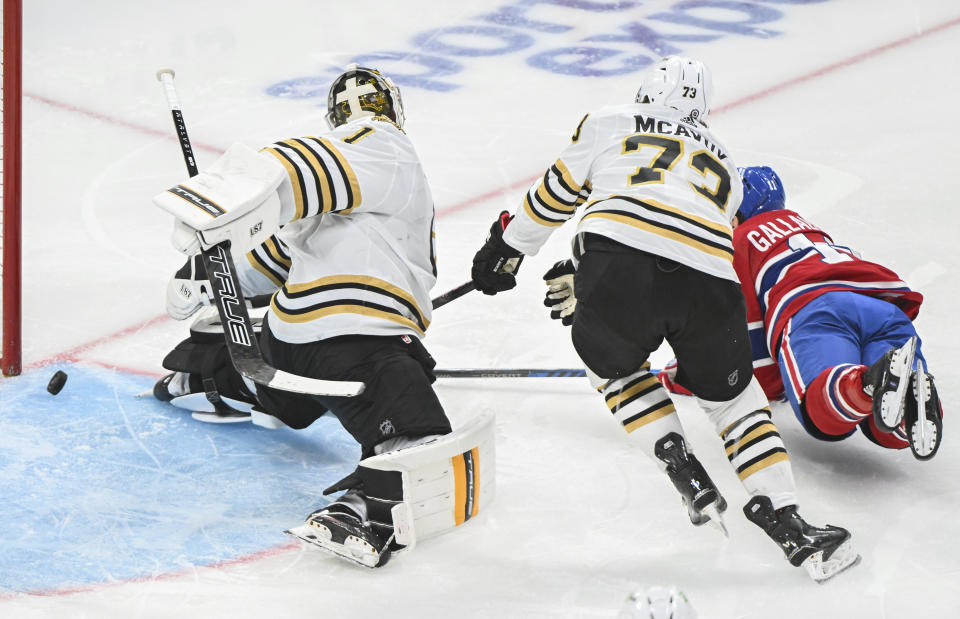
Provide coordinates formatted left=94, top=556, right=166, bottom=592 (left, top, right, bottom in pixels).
left=153, top=65, right=494, bottom=569
left=471, top=56, right=857, bottom=581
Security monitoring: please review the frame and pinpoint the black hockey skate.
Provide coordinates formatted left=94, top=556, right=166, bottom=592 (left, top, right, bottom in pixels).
left=744, top=495, right=859, bottom=583
left=153, top=372, right=253, bottom=424
left=904, top=360, right=942, bottom=461
left=285, top=504, right=392, bottom=569
left=655, top=433, right=728, bottom=536
left=153, top=373, right=178, bottom=402
left=863, top=337, right=916, bottom=432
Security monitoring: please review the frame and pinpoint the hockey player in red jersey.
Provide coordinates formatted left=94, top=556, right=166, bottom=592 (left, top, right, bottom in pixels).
left=730, top=166, right=942, bottom=460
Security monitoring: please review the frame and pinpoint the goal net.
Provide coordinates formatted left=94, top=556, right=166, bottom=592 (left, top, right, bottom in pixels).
left=2, top=0, right=21, bottom=376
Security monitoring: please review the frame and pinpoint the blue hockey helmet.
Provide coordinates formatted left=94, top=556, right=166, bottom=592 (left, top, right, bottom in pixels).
left=737, top=166, right=785, bottom=221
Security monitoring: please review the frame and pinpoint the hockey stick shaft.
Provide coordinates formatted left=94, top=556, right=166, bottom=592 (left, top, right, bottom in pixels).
left=155, top=69, right=362, bottom=397
left=435, top=368, right=587, bottom=378
left=432, top=280, right=476, bottom=310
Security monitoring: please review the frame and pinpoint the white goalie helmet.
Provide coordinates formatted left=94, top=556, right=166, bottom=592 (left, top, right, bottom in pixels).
left=635, top=56, right=712, bottom=124
left=326, top=63, right=405, bottom=129
left=617, top=586, right=698, bottom=619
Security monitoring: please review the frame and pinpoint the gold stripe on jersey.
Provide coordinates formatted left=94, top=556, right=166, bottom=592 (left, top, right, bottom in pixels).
left=581, top=205, right=733, bottom=263
left=246, top=235, right=291, bottom=287
left=261, top=147, right=306, bottom=220
left=279, top=138, right=334, bottom=215
left=271, top=300, right=426, bottom=335
left=313, top=137, right=362, bottom=214
left=280, top=274, right=429, bottom=332
left=521, top=193, right=566, bottom=227
left=552, top=159, right=581, bottom=195
left=535, top=182, right=578, bottom=215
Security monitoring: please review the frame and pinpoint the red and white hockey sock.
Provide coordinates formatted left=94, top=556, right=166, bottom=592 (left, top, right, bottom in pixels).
left=803, top=364, right=872, bottom=436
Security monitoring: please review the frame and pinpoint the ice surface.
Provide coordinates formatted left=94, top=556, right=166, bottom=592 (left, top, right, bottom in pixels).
left=3, top=1, right=959, bottom=617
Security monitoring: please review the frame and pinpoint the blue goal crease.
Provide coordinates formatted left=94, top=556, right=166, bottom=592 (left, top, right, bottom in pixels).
left=0, top=364, right=359, bottom=594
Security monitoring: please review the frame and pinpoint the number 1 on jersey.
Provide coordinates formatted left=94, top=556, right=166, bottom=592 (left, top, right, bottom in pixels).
left=787, top=233, right=853, bottom=264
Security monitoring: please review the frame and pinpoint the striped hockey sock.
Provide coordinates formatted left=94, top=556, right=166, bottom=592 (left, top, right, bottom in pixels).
left=600, top=363, right=680, bottom=436
left=722, top=410, right=797, bottom=509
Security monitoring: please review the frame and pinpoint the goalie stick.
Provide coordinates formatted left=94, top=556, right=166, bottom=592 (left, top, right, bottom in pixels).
left=155, top=69, right=363, bottom=398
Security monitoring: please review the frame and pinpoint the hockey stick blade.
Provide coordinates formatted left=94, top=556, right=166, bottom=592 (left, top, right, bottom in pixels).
left=201, top=242, right=363, bottom=397
left=803, top=540, right=861, bottom=583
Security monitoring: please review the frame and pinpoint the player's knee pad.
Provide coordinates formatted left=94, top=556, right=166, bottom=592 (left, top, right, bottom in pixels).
left=323, top=410, right=496, bottom=551
left=697, top=376, right=770, bottom=436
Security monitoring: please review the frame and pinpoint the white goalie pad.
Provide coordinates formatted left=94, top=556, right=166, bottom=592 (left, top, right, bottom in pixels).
left=153, top=142, right=285, bottom=254
left=359, top=410, right=496, bottom=550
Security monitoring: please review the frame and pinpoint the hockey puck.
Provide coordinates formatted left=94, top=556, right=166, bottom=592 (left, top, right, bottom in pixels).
left=47, top=370, right=68, bottom=395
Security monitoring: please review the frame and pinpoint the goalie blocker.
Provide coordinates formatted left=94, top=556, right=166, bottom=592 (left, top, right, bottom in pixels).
left=287, top=410, right=496, bottom=566
left=153, top=142, right=285, bottom=256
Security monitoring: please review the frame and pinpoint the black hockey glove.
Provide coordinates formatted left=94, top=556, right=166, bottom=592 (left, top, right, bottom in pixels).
left=543, top=259, right=577, bottom=326
left=471, top=211, right=524, bottom=295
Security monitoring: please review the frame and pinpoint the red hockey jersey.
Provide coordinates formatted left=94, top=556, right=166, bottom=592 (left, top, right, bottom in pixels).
left=732, top=209, right=923, bottom=399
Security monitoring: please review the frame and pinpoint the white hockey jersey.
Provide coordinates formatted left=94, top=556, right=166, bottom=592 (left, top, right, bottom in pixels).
left=234, top=116, right=438, bottom=343
left=503, top=103, right=743, bottom=282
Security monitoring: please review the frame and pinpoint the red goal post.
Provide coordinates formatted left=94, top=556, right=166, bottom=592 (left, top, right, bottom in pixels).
left=2, top=0, right=22, bottom=376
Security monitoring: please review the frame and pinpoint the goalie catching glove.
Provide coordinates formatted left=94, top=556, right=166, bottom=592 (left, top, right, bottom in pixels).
left=153, top=143, right=285, bottom=256
left=471, top=211, right=524, bottom=295
left=542, top=259, right=577, bottom=326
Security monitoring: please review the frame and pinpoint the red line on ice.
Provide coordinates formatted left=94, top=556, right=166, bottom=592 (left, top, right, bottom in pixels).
left=12, top=15, right=959, bottom=599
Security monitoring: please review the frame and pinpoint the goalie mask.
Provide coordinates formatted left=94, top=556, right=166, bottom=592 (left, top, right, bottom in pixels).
left=326, top=64, right=405, bottom=130
left=635, top=56, right=712, bottom=125
left=737, top=166, right=786, bottom=221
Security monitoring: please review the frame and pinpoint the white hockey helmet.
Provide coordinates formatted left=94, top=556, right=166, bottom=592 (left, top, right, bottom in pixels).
left=326, top=64, right=405, bottom=129
left=635, top=56, right=712, bottom=124
left=617, top=586, right=698, bottom=619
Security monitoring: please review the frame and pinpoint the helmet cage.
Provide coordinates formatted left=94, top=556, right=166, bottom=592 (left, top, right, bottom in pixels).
left=326, top=65, right=405, bottom=129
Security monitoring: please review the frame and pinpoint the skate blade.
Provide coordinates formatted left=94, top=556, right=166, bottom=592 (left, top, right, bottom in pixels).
left=191, top=411, right=252, bottom=424
left=878, top=337, right=916, bottom=431
left=909, top=363, right=941, bottom=460
left=702, top=503, right=729, bottom=538
left=285, top=524, right=382, bottom=569
left=802, top=539, right=861, bottom=583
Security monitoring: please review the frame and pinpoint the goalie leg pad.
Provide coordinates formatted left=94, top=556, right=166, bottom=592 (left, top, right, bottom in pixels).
left=326, top=410, right=496, bottom=551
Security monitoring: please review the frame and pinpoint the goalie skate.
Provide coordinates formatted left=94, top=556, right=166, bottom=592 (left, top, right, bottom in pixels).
left=655, top=433, right=729, bottom=537
left=905, top=361, right=942, bottom=461
left=864, top=337, right=916, bottom=432
left=285, top=506, right=392, bottom=569
left=744, top=495, right=860, bottom=583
